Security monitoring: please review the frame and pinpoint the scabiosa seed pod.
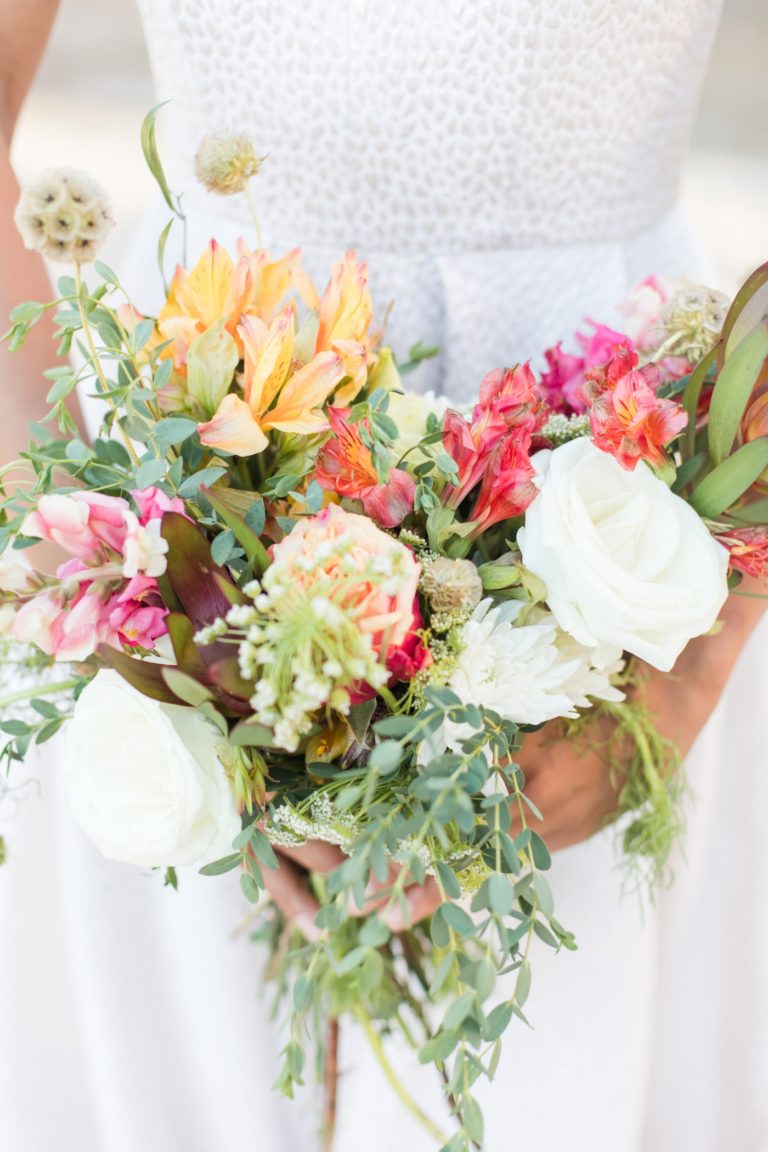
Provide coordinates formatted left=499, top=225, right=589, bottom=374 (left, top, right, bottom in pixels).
left=657, top=282, right=729, bottom=363
left=194, top=131, right=266, bottom=195
left=14, top=168, right=114, bottom=264
left=421, top=557, right=483, bottom=615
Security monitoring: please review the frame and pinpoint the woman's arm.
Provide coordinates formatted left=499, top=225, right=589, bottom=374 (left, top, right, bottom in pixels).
left=0, top=0, right=85, bottom=468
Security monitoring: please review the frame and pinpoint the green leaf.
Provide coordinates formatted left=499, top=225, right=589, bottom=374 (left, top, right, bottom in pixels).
left=486, top=873, right=514, bottom=917
left=440, top=903, right=475, bottom=937
left=418, top=1029, right=459, bottom=1064
left=442, top=991, right=475, bottom=1032
left=199, top=852, right=242, bottom=877
left=691, top=439, right=768, bottom=517
left=230, top=721, right=275, bottom=748
left=373, top=714, right=416, bottom=738
left=515, top=958, right=532, bottom=1007
left=161, top=667, right=214, bottom=707
left=154, top=417, right=198, bottom=450
left=482, top=1000, right=513, bottom=1042
left=94, top=260, right=120, bottom=286
left=203, top=486, right=270, bottom=573
left=368, top=740, right=402, bottom=776
left=177, top=466, right=227, bottom=497
left=240, top=872, right=262, bottom=903
left=211, top=529, right=236, bottom=565
left=97, top=646, right=178, bottom=703
left=10, top=301, right=45, bottom=325
left=134, top=458, right=167, bottom=489
left=708, top=322, right=768, bottom=464
left=682, top=346, right=718, bottom=457
left=293, top=974, right=314, bottom=1013
left=141, top=102, right=180, bottom=216
left=721, top=260, right=768, bottom=356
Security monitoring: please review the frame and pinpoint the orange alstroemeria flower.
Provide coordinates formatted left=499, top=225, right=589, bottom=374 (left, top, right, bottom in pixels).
left=315, top=251, right=378, bottom=404
left=158, top=241, right=318, bottom=369
left=197, top=309, right=345, bottom=456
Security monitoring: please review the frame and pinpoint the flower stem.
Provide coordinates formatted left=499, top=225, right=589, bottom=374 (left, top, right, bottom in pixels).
left=353, top=1006, right=450, bottom=1146
left=73, top=265, right=141, bottom=466
left=322, top=1017, right=340, bottom=1152
left=243, top=181, right=264, bottom=252
left=0, top=677, right=80, bottom=711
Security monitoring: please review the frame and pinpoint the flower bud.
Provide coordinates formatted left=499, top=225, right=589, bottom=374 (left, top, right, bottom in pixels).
left=15, top=168, right=114, bottom=264
left=186, top=321, right=239, bottom=418
left=421, top=557, right=482, bottom=614
left=194, top=131, right=265, bottom=195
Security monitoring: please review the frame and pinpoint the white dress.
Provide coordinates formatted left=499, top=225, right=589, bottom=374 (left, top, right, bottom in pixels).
left=4, top=3, right=765, bottom=1151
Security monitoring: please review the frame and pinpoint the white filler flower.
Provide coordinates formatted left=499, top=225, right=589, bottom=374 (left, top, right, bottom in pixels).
left=66, top=670, right=240, bottom=868
left=443, top=598, right=621, bottom=742
left=518, top=438, right=729, bottom=672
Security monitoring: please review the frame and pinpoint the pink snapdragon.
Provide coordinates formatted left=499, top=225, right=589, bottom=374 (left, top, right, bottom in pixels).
left=13, top=486, right=180, bottom=661
left=108, top=576, right=168, bottom=648
left=12, top=583, right=114, bottom=663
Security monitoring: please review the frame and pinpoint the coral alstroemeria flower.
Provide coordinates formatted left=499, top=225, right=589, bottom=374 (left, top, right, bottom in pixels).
left=158, top=240, right=317, bottom=368
left=198, top=309, right=345, bottom=455
left=315, top=408, right=416, bottom=529
left=582, top=346, right=687, bottom=471
left=716, top=526, right=768, bottom=579
left=469, top=435, right=538, bottom=535
left=444, top=364, right=542, bottom=507
left=315, top=252, right=377, bottom=405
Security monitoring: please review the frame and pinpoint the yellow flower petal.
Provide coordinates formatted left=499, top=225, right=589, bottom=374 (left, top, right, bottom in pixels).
left=240, top=307, right=295, bottom=418
left=198, top=393, right=269, bottom=456
left=263, top=351, right=345, bottom=434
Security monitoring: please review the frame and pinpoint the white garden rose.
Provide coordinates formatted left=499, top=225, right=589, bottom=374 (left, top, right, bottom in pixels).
left=518, top=438, right=729, bottom=672
left=65, top=669, right=240, bottom=868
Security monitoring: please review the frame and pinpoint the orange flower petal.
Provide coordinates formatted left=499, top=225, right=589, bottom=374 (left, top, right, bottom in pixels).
left=198, top=393, right=269, bottom=456
left=263, top=351, right=345, bottom=434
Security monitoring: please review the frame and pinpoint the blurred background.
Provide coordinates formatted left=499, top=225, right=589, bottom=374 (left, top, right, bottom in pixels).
left=9, top=0, right=768, bottom=292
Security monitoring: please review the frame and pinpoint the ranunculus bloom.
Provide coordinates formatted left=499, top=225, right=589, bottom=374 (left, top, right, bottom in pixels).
left=716, top=526, right=768, bottom=580
left=65, top=669, right=240, bottom=868
left=315, top=408, right=415, bottom=529
left=270, top=505, right=422, bottom=665
left=23, top=491, right=131, bottom=562
left=518, top=438, right=729, bottom=671
left=582, top=345, right=687, bottom=470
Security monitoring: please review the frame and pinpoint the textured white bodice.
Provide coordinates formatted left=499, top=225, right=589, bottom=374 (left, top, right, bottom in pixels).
left=129, top=0, right=723, bottom=397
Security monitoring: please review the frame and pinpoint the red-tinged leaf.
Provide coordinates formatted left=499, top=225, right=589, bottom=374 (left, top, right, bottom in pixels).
left=212, top=571, right=247, bottom=608
left=97, top=645, right=178, bottom=704
left=166, top=612, right=207, bottom=677
left=682, top=345, right=719, bottom=458
left=208, top=656, right=252, bottom=701
left=721, top=262, right=768, bottom=363
left=161, top=512, right=238, bottom=629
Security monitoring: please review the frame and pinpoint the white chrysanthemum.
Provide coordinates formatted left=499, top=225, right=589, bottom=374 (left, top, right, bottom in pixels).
left=15, top=168, right=114, bottom=264
left=424, top=599, right=626, bottom=761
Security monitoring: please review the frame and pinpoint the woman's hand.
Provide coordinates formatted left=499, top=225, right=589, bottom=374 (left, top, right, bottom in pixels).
left=512, top=575, right=768, bottom=851
left=261, top=577, right=767, bottom=935
left=259, top=839, right=440, bottom=941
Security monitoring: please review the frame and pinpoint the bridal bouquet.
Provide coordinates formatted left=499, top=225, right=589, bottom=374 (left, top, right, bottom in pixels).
left=2, top=123, right=767, bottom=1150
